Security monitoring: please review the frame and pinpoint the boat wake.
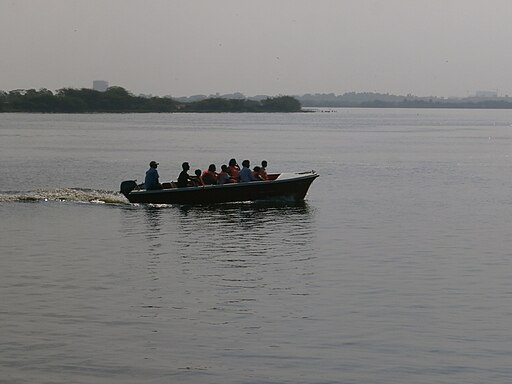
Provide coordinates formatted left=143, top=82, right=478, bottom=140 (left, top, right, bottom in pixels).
left=0, top=188, right=129, bottom=205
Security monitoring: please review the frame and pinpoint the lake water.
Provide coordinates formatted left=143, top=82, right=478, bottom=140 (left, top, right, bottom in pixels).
left=1, top=109, right=512, bottom=384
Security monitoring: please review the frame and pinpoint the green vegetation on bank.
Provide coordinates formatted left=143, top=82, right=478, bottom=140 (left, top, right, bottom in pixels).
left=297, top=92, right=512, bottom=109
left=0, top=87, right=302, bottom=113
left=5, top=86, right=512, bottom=112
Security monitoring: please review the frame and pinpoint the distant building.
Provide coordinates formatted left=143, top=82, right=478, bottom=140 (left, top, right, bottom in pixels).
left=93, top=80, right=109, bottom=92
left=475, top=90, right=498, bottom=98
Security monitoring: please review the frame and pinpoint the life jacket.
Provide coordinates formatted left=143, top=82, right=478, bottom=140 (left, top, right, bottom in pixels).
left=229, top=166, right=239, bottom=179
left=202, top=170, right=218, bottom=185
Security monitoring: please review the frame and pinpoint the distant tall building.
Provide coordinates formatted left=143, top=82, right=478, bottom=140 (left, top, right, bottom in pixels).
left=93, top=80, right=109, bottom=92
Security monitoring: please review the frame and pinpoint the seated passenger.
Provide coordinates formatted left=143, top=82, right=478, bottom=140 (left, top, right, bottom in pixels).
left=252, top=166, right=265, bottom=181
left=202, top=164, right=219, bottom=185
left=239, top=159, right=257, bottom=182
left=260, top=160, right=268, bottom=180
left=218, top=164, right=236, bottom=185
left=145, top=160, right=163, bottom=190
left=177, top=161, right=193, bottom=188
left=228, top=158, right=240, bottom=181
left=192, top=169, right=205, bottom=186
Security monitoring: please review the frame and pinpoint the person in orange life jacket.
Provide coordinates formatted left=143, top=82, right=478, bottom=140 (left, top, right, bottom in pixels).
left=259, top=160, right=268, bottom=180
left=228, top=158, right=240, bottom=181
left=202, top=164, right=219, bottom=185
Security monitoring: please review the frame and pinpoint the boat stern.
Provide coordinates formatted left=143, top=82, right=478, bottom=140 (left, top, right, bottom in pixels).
left=120, top=180, right=138, bottom=198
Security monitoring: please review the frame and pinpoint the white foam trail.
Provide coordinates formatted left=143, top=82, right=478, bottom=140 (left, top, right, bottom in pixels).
left=0, top=188, right=129, bottom=204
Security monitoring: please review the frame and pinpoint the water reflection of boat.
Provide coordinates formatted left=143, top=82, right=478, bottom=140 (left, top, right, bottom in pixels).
left=120, top=172, right=318, bottom=204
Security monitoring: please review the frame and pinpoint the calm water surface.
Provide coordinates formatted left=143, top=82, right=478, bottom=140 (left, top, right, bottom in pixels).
left=1, top=109, right=512, bottom=383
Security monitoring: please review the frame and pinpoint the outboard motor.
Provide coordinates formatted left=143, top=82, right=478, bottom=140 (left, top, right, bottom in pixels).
left=120, top=180, right=138, bottom=198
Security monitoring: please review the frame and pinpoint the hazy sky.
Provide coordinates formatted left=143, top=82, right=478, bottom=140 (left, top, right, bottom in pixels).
left=2, top=0, right=512, bottom=97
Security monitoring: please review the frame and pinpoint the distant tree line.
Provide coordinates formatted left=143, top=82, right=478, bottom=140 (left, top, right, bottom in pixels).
left=0, top=87, right=302, bottom=113
left=175, top=91, right=512, bottom=109
left=6, top=87, right=511, bottom=111
left=296, top=92, right=512, bottom=109
left=359, top=99, right=512, bottom=109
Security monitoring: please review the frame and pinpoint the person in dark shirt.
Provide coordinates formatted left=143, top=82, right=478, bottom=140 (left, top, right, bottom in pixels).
left=177, top=162, right=192, bottom=188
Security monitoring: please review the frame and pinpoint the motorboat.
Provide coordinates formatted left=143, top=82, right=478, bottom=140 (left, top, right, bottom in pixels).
left=120, top=171, right=318, bottom=204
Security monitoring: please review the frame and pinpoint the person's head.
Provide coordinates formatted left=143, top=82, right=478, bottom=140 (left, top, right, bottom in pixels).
left=221, top=164, right=228, bottom=172
left=208, top=164, right=216, bottom=172
left=229, top=158, right=237, bottom=167
left=253, top=166, right=261, bottom=173
left=194, top=169, right=201, bottom=177
left=149, top=160, right=159, bottom=168
left=182, top=162, right=190, bottom=171
left=261, top=160, right=267, bottom=168
left=242, top=159, right=250, bottom=168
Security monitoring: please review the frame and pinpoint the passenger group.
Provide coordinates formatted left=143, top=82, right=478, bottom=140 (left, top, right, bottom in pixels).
left=144, top=158, right=269, bottom=190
